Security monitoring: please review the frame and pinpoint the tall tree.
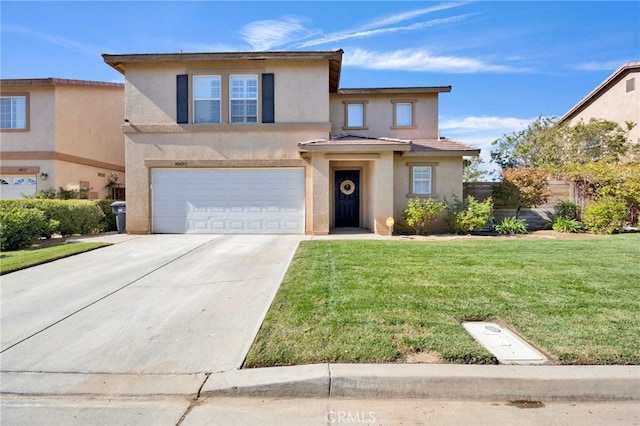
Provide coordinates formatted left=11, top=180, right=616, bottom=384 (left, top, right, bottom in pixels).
left=463, top=156, right=489, bottom=182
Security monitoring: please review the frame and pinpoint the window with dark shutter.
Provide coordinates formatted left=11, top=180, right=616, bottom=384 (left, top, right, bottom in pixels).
left=262, top=73, right=274, bottom=123
left=176, top=74, right=189, bottom=124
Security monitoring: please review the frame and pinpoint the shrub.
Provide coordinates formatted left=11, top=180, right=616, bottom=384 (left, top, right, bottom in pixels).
left=0, top=207, right=49, bottom=250
left=495, top=216, right=528, bottom=235
left=446, top=196, right=494, bottom=234
left=552, top=216, right=585, bottom=233
left=94, top=199, right=118, bottom=232
left=554, top=198, right=580, bottom=221
left=582, top=197, right=627, bottom=234
left=401, top=198, right=446, bottom=235
left=0, top=199, right=105, bottom=237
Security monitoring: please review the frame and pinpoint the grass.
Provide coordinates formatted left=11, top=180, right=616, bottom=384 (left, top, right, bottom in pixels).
left=0, top=242, right=110, bottom=275
left=244, top=234, right=640, bottom=367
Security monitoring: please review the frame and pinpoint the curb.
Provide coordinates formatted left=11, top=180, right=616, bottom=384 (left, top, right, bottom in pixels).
left=201, top=364, right=640, bottom=402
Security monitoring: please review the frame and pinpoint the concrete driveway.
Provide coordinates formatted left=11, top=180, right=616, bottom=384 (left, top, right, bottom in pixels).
left=1, top=234, right=303, bottom=375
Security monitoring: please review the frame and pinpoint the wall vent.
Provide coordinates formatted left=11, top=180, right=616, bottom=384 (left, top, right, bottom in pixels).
left=626, top=77, right=635, bottom=93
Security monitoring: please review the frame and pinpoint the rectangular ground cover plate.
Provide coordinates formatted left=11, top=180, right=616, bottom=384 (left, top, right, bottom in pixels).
left=462, top=322, right=547, bottom=365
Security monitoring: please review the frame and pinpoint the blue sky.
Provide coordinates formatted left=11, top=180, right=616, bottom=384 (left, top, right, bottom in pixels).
left=2, top=1, right=639, bottom=173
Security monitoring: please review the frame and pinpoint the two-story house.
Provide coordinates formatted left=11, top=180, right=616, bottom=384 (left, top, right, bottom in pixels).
left=556, top=62, right=640, bottom=144
left=0, top=78, right=125, bottom=199
left=103, top=49, right=478, bottom=235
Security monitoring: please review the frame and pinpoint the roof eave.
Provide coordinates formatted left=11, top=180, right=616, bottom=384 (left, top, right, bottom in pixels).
left=298, top=143, right=412, bottom=153
left=403, top=149, right=480, bottom=157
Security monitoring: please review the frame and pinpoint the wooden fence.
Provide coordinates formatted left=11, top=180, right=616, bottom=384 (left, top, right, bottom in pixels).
left=463, top=180, right=575, bottom=230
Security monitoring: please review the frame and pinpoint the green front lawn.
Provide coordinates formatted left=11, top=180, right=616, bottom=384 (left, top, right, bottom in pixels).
left=0, top=242, right=111, bottom=275
left=244, top=235, right=640, bottom=367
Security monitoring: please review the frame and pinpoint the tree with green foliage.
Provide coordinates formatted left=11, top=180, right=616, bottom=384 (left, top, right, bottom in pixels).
left=493, top=167, right=551, bottom=218
left=463, top=156, right=489, bottom=182
left=490, top=116, right=637, bottom=173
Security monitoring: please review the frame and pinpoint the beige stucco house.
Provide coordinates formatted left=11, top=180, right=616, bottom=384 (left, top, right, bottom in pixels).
left=556, top=62, right=640, bottom=144
left=103, top=49, right=478, bottom=235
left=0, top=78, right=125, bottom=199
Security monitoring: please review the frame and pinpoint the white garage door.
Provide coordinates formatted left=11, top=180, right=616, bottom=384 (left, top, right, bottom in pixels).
left=152, top=168, right=305, bottom=234
left=0, top=175, right=37, bottom=199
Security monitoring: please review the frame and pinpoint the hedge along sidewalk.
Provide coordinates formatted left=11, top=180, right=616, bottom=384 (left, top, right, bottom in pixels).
left=1, top=242, right=111, bottom=275
left=244, top=235, right=640, bottom=368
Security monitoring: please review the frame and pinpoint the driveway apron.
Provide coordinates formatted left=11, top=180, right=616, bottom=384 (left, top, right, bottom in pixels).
left=1, top=234, right=302, bottom=374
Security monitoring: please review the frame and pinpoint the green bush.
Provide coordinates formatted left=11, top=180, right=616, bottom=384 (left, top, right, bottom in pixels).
left=582, top=197, right=627, bottom=234
left=554, top=198, right=580, bottom=220
left=0, top=207, right=49, bottom=250
left=495, top=216, right=528, bottom=235
left=401, top=198, right=446, bottom=235
left=446, top=196, right=494, bottom=234
left=552, top=216, right=584, bottom=233
left=0, top=199, right=105, bottom=237
left=94, top=199, right=118, bottom=232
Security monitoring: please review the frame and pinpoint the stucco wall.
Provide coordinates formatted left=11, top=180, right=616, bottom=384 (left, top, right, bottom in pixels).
left=566, top=69, right=640, bottom=144
left=329, top=93, right=439, bottom=139
left=393, top=154, right=464, bottom=231
left=56, top=85, right=125, bottom=166
left=0, top=86, right=55, bottom=151
left=123, top=59, right=330, bottom=125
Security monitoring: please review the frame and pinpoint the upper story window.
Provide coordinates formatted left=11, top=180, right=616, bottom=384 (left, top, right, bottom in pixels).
left=0, top=95, right=27, bottom=130
left=230, top=75, right=258, bottom=123
left=342, top=100, right=368, bottom=130
left=193, top=75, right=221, bottom=124
left=392, top=99, right=416, bottom=128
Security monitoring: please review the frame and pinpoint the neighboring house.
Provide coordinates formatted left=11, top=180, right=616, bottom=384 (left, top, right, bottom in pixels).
left=103, top=49, right=479, bottom=235
left=556, top=62, right=640, bottom=144
left=0, top=78, right=125, bottom=199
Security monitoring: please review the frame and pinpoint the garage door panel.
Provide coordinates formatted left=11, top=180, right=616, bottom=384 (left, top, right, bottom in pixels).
left=152, top=168, right=304, bottom=234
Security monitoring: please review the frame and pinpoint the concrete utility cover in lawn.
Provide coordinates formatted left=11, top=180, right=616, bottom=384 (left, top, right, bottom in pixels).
left=462, top=322, right=547, bottom=365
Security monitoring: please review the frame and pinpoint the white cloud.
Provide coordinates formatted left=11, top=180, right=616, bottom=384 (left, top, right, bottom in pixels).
left=240, top=18, right=314, bottom=51
left=572, top=60, right=626, bottom=72
left=440, top=115, right=535, bottom=176
left=360, top=2, right=468, bottom=30
left=3, top=24, right=107, bottom=56
left=343, top=48, right=522, bottom=73
left=296, top=15, right=471, bottom=48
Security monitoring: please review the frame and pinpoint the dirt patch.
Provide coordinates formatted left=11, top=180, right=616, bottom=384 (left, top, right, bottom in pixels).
left=405, top=351, right=442, bottom=364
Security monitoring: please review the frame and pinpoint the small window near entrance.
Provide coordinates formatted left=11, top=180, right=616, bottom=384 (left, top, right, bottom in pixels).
left=407, top=163, right=438, bottom=197
left=627, top=78, right=636, bottom=93
left=342, top=101, right=368, bottom=130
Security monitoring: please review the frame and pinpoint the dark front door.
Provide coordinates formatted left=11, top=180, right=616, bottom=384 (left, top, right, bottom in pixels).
left=335, top=170, right=360, bottom=227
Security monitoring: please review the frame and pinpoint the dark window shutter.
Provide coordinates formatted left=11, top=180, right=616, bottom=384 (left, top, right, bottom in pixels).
left=262, top=73, right=274, bottom=123
left=176, top=74, right=189, bottom=124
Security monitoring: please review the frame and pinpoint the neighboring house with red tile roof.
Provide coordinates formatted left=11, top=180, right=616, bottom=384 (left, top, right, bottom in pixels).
left=0, top=78, right=125, bottom=199
left=556, top=62, right=640, bottom=145
left=103, top=49, right=479, bottom=235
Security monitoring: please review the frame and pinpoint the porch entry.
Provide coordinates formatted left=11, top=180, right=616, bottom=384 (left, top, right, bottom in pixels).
left=334, top=170, right=360, bottom=227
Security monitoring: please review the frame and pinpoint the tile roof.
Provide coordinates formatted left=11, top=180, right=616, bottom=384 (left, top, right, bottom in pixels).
left=298, top=135, right=480, bottom=155
left=0, top=78, right=123, bottom=88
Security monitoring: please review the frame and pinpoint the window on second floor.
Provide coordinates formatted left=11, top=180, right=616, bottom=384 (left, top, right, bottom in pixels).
left=342, top=101, right=368, bottom=130
left=0, top=95, right=27, bottom=130
left=230, top=75, right=258, bottom=123
left=392, top=99, right=416, bottom=128
left=193, top=75, right=221, bottom=124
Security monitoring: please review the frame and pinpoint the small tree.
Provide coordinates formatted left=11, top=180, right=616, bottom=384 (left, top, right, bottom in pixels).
left=401, top=198, right=446, bottom=235
left=463, top=156, right=488, bottom=182
left=445, top=195, right=494, bottom=234
left=493, top=167, right=551, bottom=218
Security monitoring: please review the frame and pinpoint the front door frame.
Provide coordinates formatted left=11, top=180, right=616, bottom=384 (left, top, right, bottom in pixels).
left=333, top=168, right=361, bottom=228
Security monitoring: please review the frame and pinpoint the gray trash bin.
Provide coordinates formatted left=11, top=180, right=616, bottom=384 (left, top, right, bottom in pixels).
left=110, top=201, right=126, bottom=234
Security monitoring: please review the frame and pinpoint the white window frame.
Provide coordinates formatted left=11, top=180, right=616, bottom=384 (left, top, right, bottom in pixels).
left=407, top=162, right=438, bottom=197
left=229, top=74, right=258, bottom=124
left=0, top=95, right=28, bottom=130
left=193, top=75, right=221, bottom=124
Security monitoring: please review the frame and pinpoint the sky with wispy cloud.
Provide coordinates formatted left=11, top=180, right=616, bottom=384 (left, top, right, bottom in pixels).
left=2, top=1, right=638, bottom=174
